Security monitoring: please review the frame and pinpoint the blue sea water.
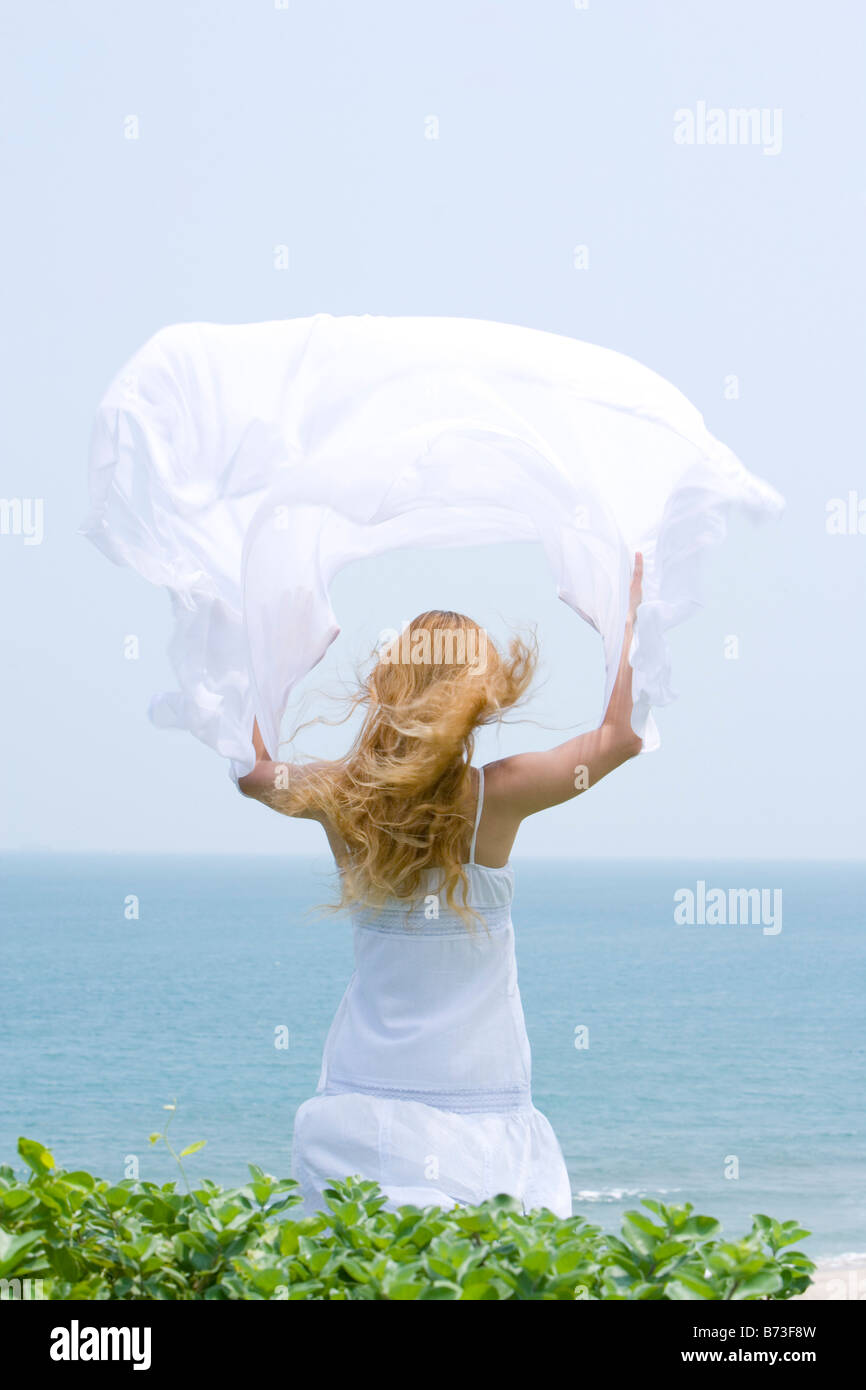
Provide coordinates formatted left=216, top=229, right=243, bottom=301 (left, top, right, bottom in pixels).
left=1, top=854, right=863, bottom=1257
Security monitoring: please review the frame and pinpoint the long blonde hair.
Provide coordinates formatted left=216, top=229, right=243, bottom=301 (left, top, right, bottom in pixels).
left=277, top=611, right=537, bottom=929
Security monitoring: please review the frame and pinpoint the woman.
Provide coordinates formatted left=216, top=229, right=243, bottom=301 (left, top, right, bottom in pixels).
left=237, top=555, right=644, bottom=1218
left=83, top=316, right=778, bottom=1215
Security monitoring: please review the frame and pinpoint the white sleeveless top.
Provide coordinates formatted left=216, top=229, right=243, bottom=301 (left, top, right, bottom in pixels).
left=315, top=767, right=531, bottom=1113
left=291, top=770, right=573, bottom=1219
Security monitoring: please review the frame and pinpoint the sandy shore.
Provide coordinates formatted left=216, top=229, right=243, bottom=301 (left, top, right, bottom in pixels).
left=797, top=1256, right=866, bottom=1301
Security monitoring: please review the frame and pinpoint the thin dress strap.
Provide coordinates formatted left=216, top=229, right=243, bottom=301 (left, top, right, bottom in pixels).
left=468, top=766, right=485, bottom=865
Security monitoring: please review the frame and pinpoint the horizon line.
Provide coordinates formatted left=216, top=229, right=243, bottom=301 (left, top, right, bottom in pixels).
left=1, top=850, right=864, bottom=864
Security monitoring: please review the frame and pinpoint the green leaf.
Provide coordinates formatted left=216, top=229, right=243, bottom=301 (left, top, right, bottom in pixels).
left=17, top=1138, right=55, bottom=1174
left=521, top=1246, right=552, bottom=1275
left=679, top=1216, right=722, bottom=1240
left=731, top=1271, right=784, bottom=1299
left=665, top=1273, right=718, bottom=1300
left=179, top=1141, right=207, bottom=1158
left=621, top=1213, right=663, bottom=1257
left=0, top=1230, right=44, bottom=1277
left=489, top=1194, right=522, bottom=1213
left=62, top=1171, right=95, bottom=1191
left=104, top=1185, right=133, bottom=1210
left=773, top=1226, right=810, bottom=1249
left=387, top=1281, right=424, bottom=1299
left=1, top=1188, right=37, bottom=1211
left=652, top=1239, right=689, bottom=1265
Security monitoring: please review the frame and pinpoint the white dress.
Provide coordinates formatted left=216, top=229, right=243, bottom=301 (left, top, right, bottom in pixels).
left=291, top=767, right=574, bottom=1217
left=81, top=314, right=783, bottom=777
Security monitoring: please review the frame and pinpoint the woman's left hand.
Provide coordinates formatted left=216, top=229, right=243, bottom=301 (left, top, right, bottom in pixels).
left=628, top=551, right=643, bottom=623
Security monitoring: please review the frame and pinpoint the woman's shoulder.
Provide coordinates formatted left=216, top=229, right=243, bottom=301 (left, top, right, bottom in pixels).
left=469, top=761, right=522, bottom=869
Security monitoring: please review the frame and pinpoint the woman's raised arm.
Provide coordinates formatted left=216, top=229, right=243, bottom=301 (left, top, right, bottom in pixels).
left=483, top=553, right=644, bottom=825
left=236, top=720, right=324, bottom=821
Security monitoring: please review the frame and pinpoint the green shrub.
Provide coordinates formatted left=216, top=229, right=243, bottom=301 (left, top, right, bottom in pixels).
left=0, top=1137, right=814, bottom=1301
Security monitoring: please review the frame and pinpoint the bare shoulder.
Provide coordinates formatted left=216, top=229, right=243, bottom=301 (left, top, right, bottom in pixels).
left=482, top=752, right=552, bottom=806
left=481, top=752, right=554, bottom=822
left=476, top=756, right=526, bottom=830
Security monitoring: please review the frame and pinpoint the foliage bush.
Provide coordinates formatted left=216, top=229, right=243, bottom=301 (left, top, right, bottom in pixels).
left=0, top=1137, right=815, bottom=1301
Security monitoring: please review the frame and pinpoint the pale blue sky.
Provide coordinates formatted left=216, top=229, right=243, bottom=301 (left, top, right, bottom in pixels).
left=1, top=0, right=863, bottom=857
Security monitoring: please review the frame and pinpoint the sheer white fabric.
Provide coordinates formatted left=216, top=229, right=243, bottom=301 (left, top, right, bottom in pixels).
left=82, top=314, right=783, bottom=780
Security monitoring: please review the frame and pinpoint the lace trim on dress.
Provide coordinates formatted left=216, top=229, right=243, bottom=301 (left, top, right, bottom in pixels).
left=321, top=1077, right=533, bottom=1114
left=350, top=904, right=513, bottom=936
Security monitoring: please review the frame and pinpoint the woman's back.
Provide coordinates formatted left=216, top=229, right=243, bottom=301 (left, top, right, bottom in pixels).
left=291, top=767, right=574, bottom=1217
left=318, top=769, right=533, bottom=1111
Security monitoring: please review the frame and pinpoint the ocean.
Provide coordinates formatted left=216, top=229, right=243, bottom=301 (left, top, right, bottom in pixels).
left=1, top=854, right=863, bottom=1258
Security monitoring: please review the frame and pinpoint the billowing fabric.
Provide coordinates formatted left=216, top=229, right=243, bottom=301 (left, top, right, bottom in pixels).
left=81, top=314, right=783, bottom=781
left=291, top=853, right=574, bottom=1218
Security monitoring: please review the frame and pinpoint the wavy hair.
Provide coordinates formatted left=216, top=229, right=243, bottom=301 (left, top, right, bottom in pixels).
left=276, top=611, right=537, bottom=929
